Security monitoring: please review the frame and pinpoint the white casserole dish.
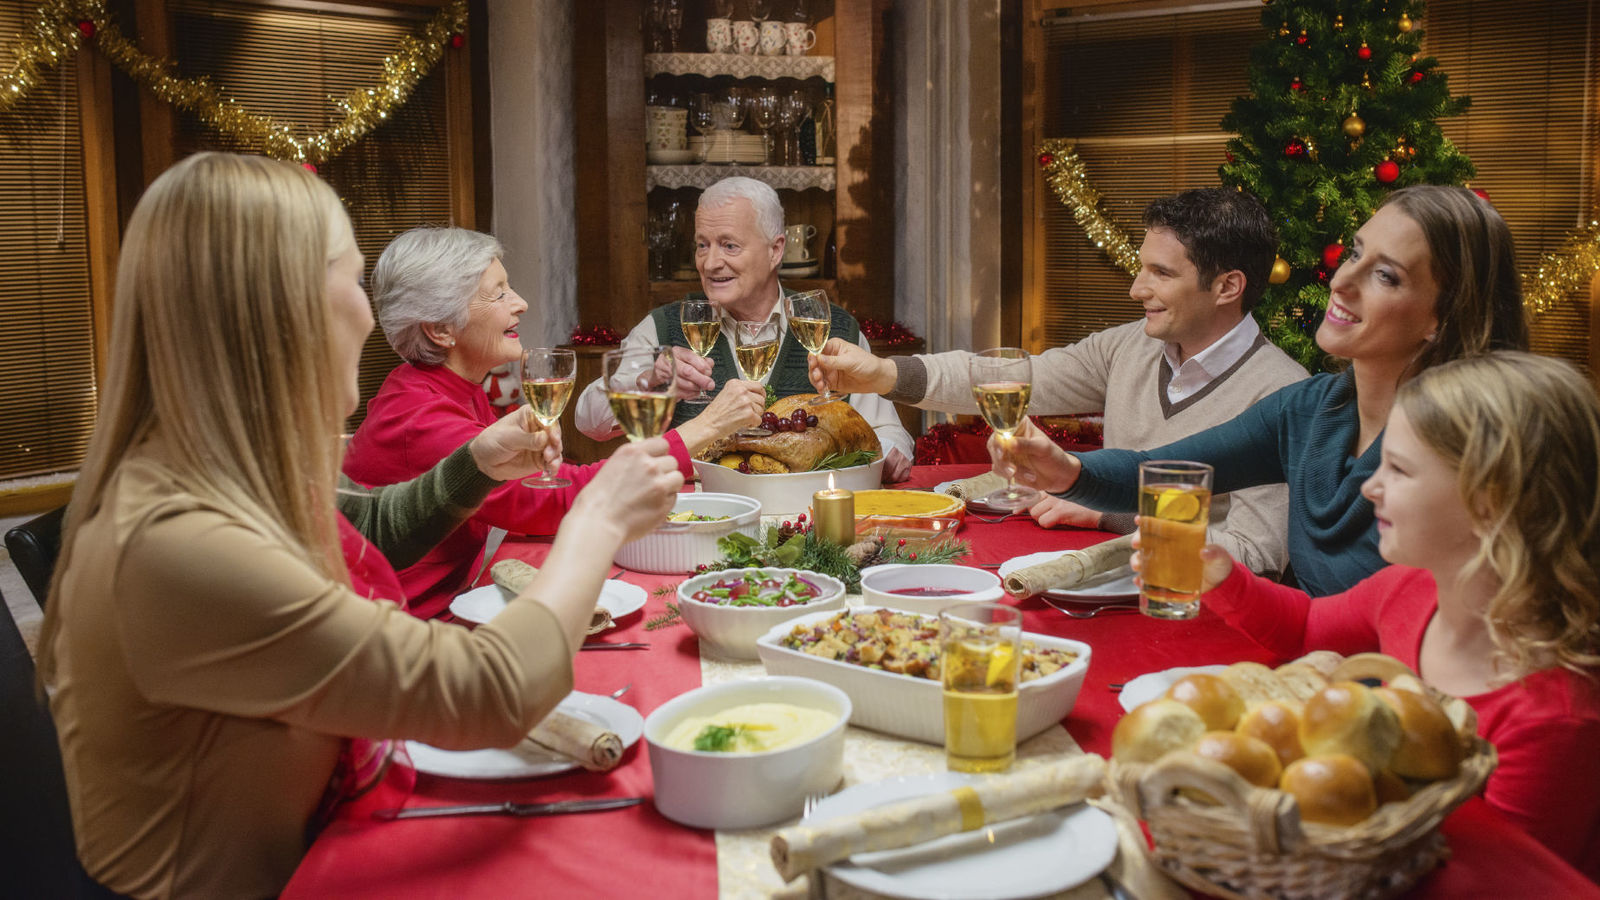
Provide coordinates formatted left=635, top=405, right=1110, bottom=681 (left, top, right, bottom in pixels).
left=614, top=492, right=761, bottom=574
left=692, top=458, right=884, bottom=518
left=756, top=605, right=1091, bottom=746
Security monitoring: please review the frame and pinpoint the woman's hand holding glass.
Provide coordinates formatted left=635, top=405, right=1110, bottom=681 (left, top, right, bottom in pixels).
left=1128, top=534, right=1237, bottom=597
left=466, top=406, right=563, bottom=482
left=985, top=415, right=1082, bottom=496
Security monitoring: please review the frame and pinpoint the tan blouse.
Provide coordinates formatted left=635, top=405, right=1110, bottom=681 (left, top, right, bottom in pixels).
left=49, top=439, right=573, bottom=899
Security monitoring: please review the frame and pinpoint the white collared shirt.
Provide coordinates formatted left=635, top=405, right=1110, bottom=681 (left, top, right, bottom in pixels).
left=1161, top=315, right=1261, bottom=403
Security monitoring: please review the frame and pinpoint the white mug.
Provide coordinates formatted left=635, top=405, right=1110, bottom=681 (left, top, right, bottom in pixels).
left=706, top=17, right=733, bottom=54
left=732, top=20, right=759, bottom=55
left=758, top=21, right=786, bottom=56
left=783, top=23, right=816, bottom=56
left=646, top=106, right=688, bottom=151
left=783, top=223, right=817, bottom=262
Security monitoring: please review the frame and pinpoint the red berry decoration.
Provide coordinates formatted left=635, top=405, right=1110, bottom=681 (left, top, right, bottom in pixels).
left=1315, top=267, right=1331, bottom=284
left=1224, top=151, right=1236, bottom=164
left=1290, top=77, right=1304, bottom=92
left=1374, top=159, right=1401, bottom=184
left=1356, top=41, right=1371, bottom=60
left=1471, top=188, right=1492, bottom=203
left=1285, top=138, right=1307, bottom=159
left=1321, top=243, right=1344, bottom=269
left=76, top=19, right=95, bottom=39
left=301, top=163, right=318, bottom=174
left=1037, top=152, right=1055, bottom=168
left=909, top=552, right=918, bottom=561
left=897, top=538, right=907, bottom=547
left=1295, top=30, right=1308, bottom=46
left=450, top=33, right=465, bottom=49
left=1409, top=70, right=1425, bottom=84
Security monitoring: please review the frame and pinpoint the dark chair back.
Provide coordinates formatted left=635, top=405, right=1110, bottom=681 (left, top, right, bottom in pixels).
left=5, top=506, right=65, bottom=610
left=0, top=587, right=79, bottom=896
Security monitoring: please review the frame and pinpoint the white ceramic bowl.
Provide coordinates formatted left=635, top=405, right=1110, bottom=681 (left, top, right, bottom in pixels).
left=756, top=606, right=1092, bottom=745
left=614, top=493, right=762, bottom=574
left=858, top=564, right=1005, bottom=616
left=692, top=458, right=884, bottom=518
left=677, top=567, right=847, bottom=660
left=645, top=676, right=851, bottom=829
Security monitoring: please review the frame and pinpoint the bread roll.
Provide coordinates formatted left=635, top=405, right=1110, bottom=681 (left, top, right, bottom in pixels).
left=1387, top=673, right=1429, bottom=696
left=1373, top=768, right=1412, bottom=806
left=1164, top=673, right=1245, bottom=731
left=1290, top=650, right=1346, bottom=678
left=1299, top=681, right=1401, bottom=774
left=1218, top=661, right=1280, bottom=708
left=1192, top=731, right=1282, bottom=788
left=1235, top=700, right=1305, bottom=768
left=1272, top=662, right=1330, bottom=703
left=1279, top=754, right=1378, bottom=826
left=1374, top=687, right=1462, bottom=781
left=1330, top=651, right=1418, bottom=685
left=1112, top=699, right=1208, bottom=763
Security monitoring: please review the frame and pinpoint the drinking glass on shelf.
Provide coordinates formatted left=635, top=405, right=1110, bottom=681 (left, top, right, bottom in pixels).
left=679, top=299, right=721, bottom=403
left=784, top=289, right=840, bottom=406
left=748, top=0, right=771, bottom=22
left=969, top=348, right=1041, bottom=511
left=689, top=92, right=714, bottom=136
left=773, top=91, right=810, bottom=166
left=520, top=348, right=577, bottom=488
left=708, top=0, right=733, bottom=16
left=663, top=0, right=683, bottom=51
left=602, top=345, right=678, bottom=443
left=646, top=208, right=678, bottom=280
left=747, top=86, right=780, bottom=165
left=1137, top=460, right=1213, bottom=620
left=940, top=601, right=1021, bottom=773
left=732, top=319, right=780, bottom=435
left=789, top=0, right=810, bottom=22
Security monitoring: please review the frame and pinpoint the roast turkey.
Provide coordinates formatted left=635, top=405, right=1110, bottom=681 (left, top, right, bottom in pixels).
left=699, top=394, right=881, bottom=472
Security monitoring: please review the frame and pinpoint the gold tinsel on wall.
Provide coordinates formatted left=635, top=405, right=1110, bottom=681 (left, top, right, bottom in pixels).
left=1037, top=139, right=1595, bottom=321
left=1, top=0, right=467, bottom=164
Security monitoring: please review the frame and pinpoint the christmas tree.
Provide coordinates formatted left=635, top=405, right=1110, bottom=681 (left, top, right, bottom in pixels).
left=1220, top=0, right=1473, bottom=367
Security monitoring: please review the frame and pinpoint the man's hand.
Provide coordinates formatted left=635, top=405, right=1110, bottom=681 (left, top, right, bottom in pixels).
left=986, top=416, right=1081, bottom=495
left=678, top=379, right=766, bottom=455
left=808, top=337, right=898, bottom=396
left=881, top=447, right=912, bottom=483
left=1027, top=495, right=1101, bottom=529
left=665, top=346, right=716, bottom=399
left=468, top=407, right=563, bottom=481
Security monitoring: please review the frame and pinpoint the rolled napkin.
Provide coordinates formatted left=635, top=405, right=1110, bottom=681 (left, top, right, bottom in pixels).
left=526, top=709, right=625, bottom=772
left=491, top=559, right=613, bottom=634
left=1003, top=534, right=1135, bottom=598
left=769, top=754, right=1106, bottom=883
left=940, top=470, right=1009, bottom=502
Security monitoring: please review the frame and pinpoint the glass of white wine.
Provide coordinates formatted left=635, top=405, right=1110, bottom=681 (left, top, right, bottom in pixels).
left=970, top=347, right=1041, bottom=512
left=732, top=319, right=779, bottom=436
left=784, top=289, right=840, bottom=406
left=679, top=299, right=721, bottom=403
left=520, top=347, right=577, bottom=488
left=602, top=345, right=679, bottom=443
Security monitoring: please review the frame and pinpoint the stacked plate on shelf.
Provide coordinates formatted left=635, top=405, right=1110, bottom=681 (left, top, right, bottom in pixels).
left=689, top=132, right=767, bottom=165
left=780, top=256, right=820, bottom=278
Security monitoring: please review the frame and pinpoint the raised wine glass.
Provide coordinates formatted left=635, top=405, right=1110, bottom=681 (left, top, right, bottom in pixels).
left=602, top=345, right=679, bottom=443
left=969, top=348, right=1041, bottom=511
left=520, top=348, right=577, bottom=488
left=679, top=298, right=721, bottom=403
left=784, top=289, right=840, bottom=407
left=732, top=319, right=780, bottom=436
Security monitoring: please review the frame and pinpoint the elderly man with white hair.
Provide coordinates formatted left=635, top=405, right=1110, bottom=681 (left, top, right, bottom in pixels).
left=575, top=177, right=914, bottom=480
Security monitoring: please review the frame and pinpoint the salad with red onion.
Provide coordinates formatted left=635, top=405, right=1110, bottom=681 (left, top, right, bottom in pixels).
left=689, top=570, right=823, bottom=608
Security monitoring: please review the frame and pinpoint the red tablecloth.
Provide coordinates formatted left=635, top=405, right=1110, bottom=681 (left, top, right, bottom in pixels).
left=283, top=464, right=1599, bottom=899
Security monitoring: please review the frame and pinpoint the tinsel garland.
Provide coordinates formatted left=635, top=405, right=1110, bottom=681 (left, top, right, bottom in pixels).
left=568, top=325, right=623, bottom=346
left=1035, top=138, right=1138, bottom=277
left=1523, top=218, right=1600, bottom=318
left=1, top=0, right=467, bottom=164
left=858, top=318, right=919, bottom=346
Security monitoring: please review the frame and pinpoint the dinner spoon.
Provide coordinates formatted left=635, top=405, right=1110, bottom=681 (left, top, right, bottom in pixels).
left=609, top=684, right=633, bottom=700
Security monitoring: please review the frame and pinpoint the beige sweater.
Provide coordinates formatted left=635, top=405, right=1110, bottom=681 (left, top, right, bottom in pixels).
left=900, top=320, right=1308, bottom=575
left=50, top=436, right=574, bottom=899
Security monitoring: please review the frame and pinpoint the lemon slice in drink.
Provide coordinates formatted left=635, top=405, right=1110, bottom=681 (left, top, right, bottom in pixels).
left=1155, top=488, right=1200, bottom=521
left=985, top=643, right=1016, bottom=687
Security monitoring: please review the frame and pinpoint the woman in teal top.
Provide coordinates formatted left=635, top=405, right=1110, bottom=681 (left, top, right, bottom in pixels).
left=993, top=185, right=1529, bottom=596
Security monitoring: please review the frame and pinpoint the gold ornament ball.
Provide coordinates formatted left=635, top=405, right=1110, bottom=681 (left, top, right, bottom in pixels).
left=1342, top=115, right=1366, bottom=138
left=1269, top=257, right=1291, bottom=284
left=1398, top=13, right=1414, bottom=32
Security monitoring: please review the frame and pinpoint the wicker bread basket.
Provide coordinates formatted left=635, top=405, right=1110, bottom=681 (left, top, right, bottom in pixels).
left=1105, top=663, right=1496, bottom=900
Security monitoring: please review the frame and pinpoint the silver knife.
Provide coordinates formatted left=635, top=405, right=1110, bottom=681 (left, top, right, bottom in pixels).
left=372, top=796, right=645, bottom=820
left=579, top=642, right=650, bottom=650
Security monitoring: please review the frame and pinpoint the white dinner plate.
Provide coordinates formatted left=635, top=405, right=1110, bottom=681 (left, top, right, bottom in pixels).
left=806, top=772, right=1118, bottom=900
left=449, top=579, right=649, bottom=625
left=1117, top=664, right=1229, bottom=712
left=997, top=550, right=1140, bottom=603
left=404, top=692, right=644, bottom=779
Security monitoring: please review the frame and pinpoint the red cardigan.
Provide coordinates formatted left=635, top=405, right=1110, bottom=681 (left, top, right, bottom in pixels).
left=1208, top=563, right=1600, bottom=881
left=342, top=363, right=692, bottom=618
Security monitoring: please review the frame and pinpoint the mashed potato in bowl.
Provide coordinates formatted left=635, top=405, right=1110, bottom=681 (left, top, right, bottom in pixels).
left=661, top=702, right=838, bottom=753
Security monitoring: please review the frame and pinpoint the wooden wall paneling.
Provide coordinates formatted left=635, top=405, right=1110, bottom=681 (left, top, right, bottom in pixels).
left=574, top=0, right=648, bottom=332
left=999, top=0, right=1024, bottom=349
left=831, top=0, right=892, bottom=324
left=1019, top=0, right=1049, bottom=352
left=467, top=0, right=493, bottom=230
left=444, top=22, right=477, bottom=227
left=132, top=0, right=175, bottom=186
left=75, top=41, right=120, bottom=395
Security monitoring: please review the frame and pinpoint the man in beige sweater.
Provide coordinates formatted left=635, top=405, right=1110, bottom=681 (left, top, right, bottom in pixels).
left=811, top=187, right=1307, bottom=578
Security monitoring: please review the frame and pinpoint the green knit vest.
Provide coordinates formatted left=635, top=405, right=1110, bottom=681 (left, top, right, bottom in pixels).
left=651, top=291, right=861, bottom=428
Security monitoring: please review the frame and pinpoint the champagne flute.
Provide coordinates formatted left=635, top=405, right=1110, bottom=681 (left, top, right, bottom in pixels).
left=970, top=348, right=1041, bottom=511
left=784, top=289, right=840, bottom=407
left=679, top=299, right=721, bottom=403
left=732, top=319, right=779, bottom=436
left=603, top=345, right=679, bottom=443
left=520, top=348, right=577, bottom=488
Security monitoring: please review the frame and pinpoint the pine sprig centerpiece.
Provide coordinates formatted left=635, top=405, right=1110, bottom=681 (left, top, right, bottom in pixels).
left=700, top=527, right=968, bottom=593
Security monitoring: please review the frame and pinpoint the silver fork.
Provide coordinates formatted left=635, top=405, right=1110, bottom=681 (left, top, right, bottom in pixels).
left=802, top=793, right=827, bottom=900
left=1041, top=596, right=1140, bottom=619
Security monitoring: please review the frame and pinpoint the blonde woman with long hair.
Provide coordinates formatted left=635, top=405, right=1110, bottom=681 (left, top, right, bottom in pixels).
left=1164, top=351, right=1600, bottom=878
left=38, top=152, right=684, bottom=898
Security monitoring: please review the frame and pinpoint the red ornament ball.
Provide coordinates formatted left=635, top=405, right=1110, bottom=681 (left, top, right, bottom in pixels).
left=301, top=162, right=318, bottom=174
left=1471, top=187, right=1492, bottom=203
left=76, top=19, right=95, bottom=39
left=1290, top=77, right=1304, bottom=92
left=1296, top=30, right=1309, bottom=46
left=1037, top=152, right=1055, bottom=168
left=450, top=33, right=465, bottom=49
left=1285, top=139, right=1307, bottom=159
left=1321, top=243, right=1344, bottom=270
left=1409, top=70, right=1425, bottom=84
left=1224, top=151, right=1236, bottom=164
left=1356, top=43, right=1371, bottom=61
left=1374, top=160, right=1400, bottom=184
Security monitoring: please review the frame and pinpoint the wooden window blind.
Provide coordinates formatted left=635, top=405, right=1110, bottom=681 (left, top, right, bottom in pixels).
left=0, top=0, right=98, bottom=480
left=168, top=0, right=456, bottom=426
left=1038, top=1, right=1599, bottom=370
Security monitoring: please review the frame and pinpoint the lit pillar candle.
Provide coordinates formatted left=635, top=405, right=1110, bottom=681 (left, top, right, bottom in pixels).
left=812, top=482, right=856, bottom=547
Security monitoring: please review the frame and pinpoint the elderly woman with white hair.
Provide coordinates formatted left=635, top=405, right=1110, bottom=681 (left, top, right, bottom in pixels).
left=573, top=176, right=915, bottom=480
left=344, top=227, right=764, bottom=617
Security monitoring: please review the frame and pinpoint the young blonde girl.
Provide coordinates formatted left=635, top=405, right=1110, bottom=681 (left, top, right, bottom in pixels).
left=1187, top=351, right=1600, bottom=878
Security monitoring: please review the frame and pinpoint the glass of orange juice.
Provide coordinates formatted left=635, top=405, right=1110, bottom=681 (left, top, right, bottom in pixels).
left=1137, top=460, right=1213, bottom=620
left=939, top=602, right=1022, bottom=773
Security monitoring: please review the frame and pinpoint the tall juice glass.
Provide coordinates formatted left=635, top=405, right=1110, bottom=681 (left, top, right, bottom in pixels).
left=1137, top=460, right=1213, bottom=619
left=939, top=602, right=1022, bottom=773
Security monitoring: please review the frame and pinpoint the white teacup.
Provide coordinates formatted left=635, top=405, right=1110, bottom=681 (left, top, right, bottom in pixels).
left=783, top=224, right=817, bottom=262
left=859, top=564, right=1006, bottom=616
left=646, top=106, right=688, bottom=152
left=758, top=21, right=785, bottom=56
left=706, top=17, right=733, bottom=54
left=732, top=20, right=759, bottom=55
left=783, top=23, right=816, bottom=56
